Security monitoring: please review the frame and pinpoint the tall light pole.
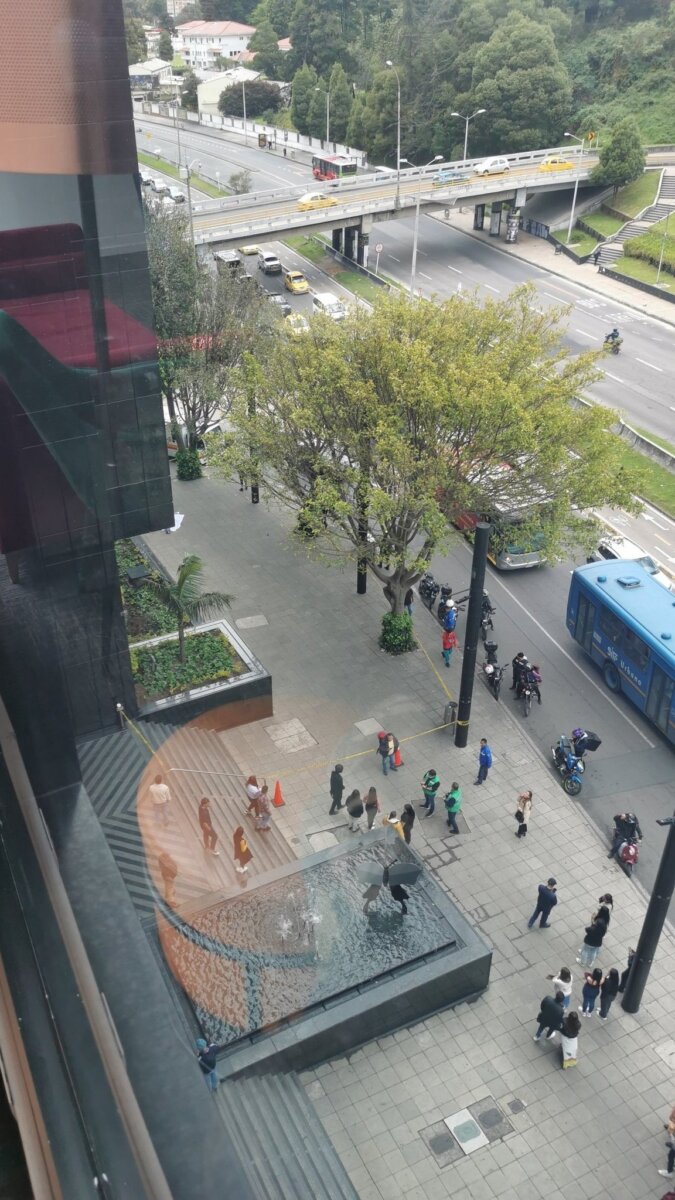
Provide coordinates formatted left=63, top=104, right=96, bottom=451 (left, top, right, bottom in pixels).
left=181, top=156, right=200, bottom=252
left=450, top=109, right=486, bottom=162
left=622, top=814, right=675, bottom=1014
left=242, top=79, right=248, bottom=146
left=656, top=210, right=671, bottom=285
left=315, top=86, right=330, bottom=144
left=385, top=61, right=401, bottom=204
left=401, top=154, right=442, bottom=297
left=564, top=131, right=585, bottom=245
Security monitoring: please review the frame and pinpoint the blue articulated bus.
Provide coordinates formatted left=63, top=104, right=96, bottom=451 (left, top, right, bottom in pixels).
left=567, top=560, right=675, bottom=744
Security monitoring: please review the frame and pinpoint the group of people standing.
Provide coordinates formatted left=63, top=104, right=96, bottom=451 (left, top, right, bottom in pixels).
left=330, top=763, right=416, bottom=842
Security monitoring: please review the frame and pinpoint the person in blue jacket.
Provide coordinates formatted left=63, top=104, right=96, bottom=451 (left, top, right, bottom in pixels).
left=527, top=878, right=558, bottom=929
left=475, top=738, right=493, bottom=785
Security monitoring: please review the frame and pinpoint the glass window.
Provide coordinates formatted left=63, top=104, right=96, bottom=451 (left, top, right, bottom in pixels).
left=622, top=626, right=649, bottom=671
left=598, top=608, right=625, bottom=644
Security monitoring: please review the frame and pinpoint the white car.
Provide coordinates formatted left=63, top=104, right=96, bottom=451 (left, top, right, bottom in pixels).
left=150, top=176, right=171, bottom=195
left=167, top=186, right=186, bottom=203
left=588, top=535, right=674, bottom=591
left=474, top=156, right=510, bottom=176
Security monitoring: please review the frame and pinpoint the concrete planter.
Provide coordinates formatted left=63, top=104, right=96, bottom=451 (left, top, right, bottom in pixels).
left=133, top=619, right=273, bottom=730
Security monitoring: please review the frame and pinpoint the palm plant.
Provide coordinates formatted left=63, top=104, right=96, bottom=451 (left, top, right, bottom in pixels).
left=147, top=554, right=233, bottom=662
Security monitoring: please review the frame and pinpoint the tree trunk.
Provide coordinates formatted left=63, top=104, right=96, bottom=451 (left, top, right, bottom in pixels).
left=384, top=575, right=407, bottom=615
left=178, top=620, right=185, bottom=663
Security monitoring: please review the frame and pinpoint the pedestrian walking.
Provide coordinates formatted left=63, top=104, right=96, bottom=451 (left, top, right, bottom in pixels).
left=527, top=877, right=557, bottom=929
left=400, top=803, right=415, bottom=844
left=533, top=990, right=565, bottom=1041
left=233, top=825, right=253, bottom=874
left=364, top=786, right=380, bottom=830
left=547, top=966, right=573, bottom=1010
left=329, top=763, right=345, bottom=814
left=389, top=882, right=409, bottom=915
left=618, top=947, right=635, bottom=993
left=404, top=587, right=414, bottom=618
left=475, top=738, right=493, bottom=785
left=577, top=911, right=608, bottom=966
left=444, top=783, right=462, bottom=833
left=198, top=797, right=219, bottom=854
left=442, top=627, right=458, bottom=667
left=515, top=789, right=533, bottom=838
left=245, top=775, right=262, bottom=818
left=346, top=789, right=364, bottom=832
left=255, top=784, right=272, bottom=832
left=658, top=1103, right=675, bottom=1179
left=158, top=851, right=178, bottom=905
left=593, top=247, right=601, bottom=266
left=149, top=773, right=170, bottom=825
left=383, top=810, right=405, bottom=840
left=420, top=768, right=440, bottom=815
left=579, top=967, right=603, bottom=1016
left=196, top=1038, right=220, bottom=1092
left=560, top=1011, right=581, bottom=1069
left=598, top=967, right=620, bottom=1020
left=377, top=731, right=399, bottom=775
left=510, top=651, right=527, bottom=690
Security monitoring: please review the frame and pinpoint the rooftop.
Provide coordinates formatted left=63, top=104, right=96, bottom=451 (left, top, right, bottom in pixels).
left=177, top=20, right=256, bottom=36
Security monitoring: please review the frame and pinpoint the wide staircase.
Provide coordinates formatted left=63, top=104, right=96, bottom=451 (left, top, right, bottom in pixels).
left=78, top=721, right=296, bottom=924
left=216, top=1071, right=359, bottom=1200
left=598, top=168, right=675, bottom=266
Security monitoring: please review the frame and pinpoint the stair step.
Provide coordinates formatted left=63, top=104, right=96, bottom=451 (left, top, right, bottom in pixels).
left=226, top=1077, right=318, bottom=1198
left=263, top=1074, right=359, bottom=1199
left=216, top=1082, right=286, bottom=1199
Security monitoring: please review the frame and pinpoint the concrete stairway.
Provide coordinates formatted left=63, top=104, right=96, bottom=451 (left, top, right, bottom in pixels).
left=79, top=722, right=296, bottom=923
left=216, top=1072, right=359, bottom=1200
left=598, top=168, right=675, bottom=266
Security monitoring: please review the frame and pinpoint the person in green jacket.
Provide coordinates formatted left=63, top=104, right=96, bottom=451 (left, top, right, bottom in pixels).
left=419, top=768, right=440, bottom=816
left=444, top=783, right=462, bottom=833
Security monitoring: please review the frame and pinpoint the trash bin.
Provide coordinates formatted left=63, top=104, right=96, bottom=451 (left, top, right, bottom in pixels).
left=444, top=700, right=457, bottom=728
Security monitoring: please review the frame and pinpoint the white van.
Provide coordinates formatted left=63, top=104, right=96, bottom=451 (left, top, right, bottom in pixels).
left=151, top=176, right=171, bottom=195
left=474, top=156, right=510, bottom=176
left=257, top=249, right=282, bottom=274
left=167, top=186, right=186, bottom=203
left=588, top=535, right=674, bottom=591
left=312, top=292, right=346, bottom=321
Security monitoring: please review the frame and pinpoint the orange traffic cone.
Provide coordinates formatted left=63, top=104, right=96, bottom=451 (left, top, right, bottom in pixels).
left=272, top=779, right=285, bottom=807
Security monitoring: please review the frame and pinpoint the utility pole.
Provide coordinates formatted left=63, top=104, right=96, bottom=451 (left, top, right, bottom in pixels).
left=454, top=523, right=491, bottom=748
left=622, top=813, right=675, bottom=1013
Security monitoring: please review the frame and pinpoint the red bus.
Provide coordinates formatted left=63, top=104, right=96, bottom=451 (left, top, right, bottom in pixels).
left=312, top=154, right=358, bottom=181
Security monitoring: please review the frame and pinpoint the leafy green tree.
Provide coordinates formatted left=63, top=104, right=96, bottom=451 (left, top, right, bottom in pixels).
left=291, top=64, right=319, bottom=134
left=327, top=63, right=353, bottom=143
left=346, top=71, right=400, bottom=165
left=207, top=288, right=638, bottom=624
left=249, top=18, right=284, bottom=77
left=125, top=17, right=147, bottom=64
left=147, top=555, right=233, bottom=662
left=287, top=0, right=352, bottom=75
left=307, top=84, right=329, bottom=139
left=181, top=70, right=200, bottom=112
left=157, top=29, right=174, bottom=61
left=591, top=117, right=645, bottom=192
left=218, top=79, right=282, bottom=117
left=228, top=168, right=253, bottom=193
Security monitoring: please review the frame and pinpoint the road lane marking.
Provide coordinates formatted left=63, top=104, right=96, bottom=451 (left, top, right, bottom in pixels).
left=419, top=272, right=433, bottom=281
left=604, top=372, right=624, bottom=383
left=389, top=255, right=401, bottom=262
left=654, top=533, right=671, bottom=545
left=543, top=291, right=565, bottom=301
left=447, top=265, right=462, bottom=274
left=636, top=357, right=663, bottom=372
left=643, top=512, right=669, bottom=530
left=484, top=283, right=499, bottom=293
left=487, top=572, right=656, bottom=747
left=575, top=329, right=600, bottom=340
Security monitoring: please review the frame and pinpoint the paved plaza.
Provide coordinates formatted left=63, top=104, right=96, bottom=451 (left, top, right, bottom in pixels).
left=143, top=472, right=675, bottom=1200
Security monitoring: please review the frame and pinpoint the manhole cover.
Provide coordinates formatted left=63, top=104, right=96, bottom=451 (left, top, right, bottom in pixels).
left=468, top=1098, right=514, bottom=1142
left=477, top=1107, right=502, bottom=1129
left=420, top=1121, right=464, bottom=1168
left=508, top=1098, right=526, bottom=1115
left=444, top=1109, right=489, bottom=1154
left=429, top=1130, right=455, bottom=1155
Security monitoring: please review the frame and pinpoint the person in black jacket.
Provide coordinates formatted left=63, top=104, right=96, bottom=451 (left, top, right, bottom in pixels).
left=577, top=914, right=608, bottom=968
left=533, top=991, right=565, bottom=1041
left=608, top=812, right=642, bottom=859
left=196, top=1038, right=221, bottom=1092
left=329, top=764, right=345, bottom=814
left=599, top=967, right=620, bottom=1020
left=527, top=878, right=558, bottom=929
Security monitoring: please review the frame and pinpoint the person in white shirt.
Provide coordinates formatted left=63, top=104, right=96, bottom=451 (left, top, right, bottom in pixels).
left=148, top=773, right=170, bottom=825
left=547, top=965, right=573, bottom=1010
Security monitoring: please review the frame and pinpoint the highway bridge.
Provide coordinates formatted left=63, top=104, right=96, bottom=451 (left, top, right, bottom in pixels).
left=192, top=145, right=599, bottom=257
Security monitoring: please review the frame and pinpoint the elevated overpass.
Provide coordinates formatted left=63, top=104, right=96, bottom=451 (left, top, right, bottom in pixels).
left=192, top=145, right=600, bottom=261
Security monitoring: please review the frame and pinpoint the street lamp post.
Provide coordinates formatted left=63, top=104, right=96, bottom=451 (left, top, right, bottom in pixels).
left=450, top=109, right=486, bottom=162
left=621, top=814, right=675, bottom=1014
left=385, top=61, right=401, bottom=204
left=242, top=79, right=247, bottom=146
left=181, top=156, right=200, bottom=252
left=401, top=155, right=442, bottom=297
left=564, top=131, right=585, bottom=246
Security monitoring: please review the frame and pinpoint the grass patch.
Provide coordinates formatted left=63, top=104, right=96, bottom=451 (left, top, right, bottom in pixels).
left=617, top=446, right=675, bottom=519
left=138, top=149, right=229, bottom=198
left=623, top=214, right=675, bottom=275
left=115, top=540, right=177, bottom=642
left=333, top=268, right=388, bottom=304
left=611, top=255, right=674, bottom=289
left=131, top=630, right=246, bottom=704
left=551, top=228, right=597, bottom=257
left=283, top=234, right=326, bottom=265
left=613, top=172, right=660, bottom=218
left=582, top=212, right=623, bottom=237
left=282, top=235, right=398, bottom=303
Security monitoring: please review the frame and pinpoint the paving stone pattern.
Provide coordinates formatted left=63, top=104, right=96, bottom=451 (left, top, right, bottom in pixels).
left=143, top=475, right=675, bottom=1200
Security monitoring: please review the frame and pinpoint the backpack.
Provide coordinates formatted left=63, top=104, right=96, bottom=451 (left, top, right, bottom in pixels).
left=443, top=606, right=457, bottom=632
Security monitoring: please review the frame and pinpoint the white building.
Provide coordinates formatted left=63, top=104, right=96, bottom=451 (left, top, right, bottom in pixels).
left=177, top=21, right=255, bottom=70
left=128, top=58, right=174, bottom=90
left=197, top=68, right=260, bottom=116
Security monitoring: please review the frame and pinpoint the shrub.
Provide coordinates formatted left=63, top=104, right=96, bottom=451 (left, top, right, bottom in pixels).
left=176, top=448, right=202, bottom=480
left=379, top=612, right=416, bottom=655
left=131, top=630, right=239, bottom=702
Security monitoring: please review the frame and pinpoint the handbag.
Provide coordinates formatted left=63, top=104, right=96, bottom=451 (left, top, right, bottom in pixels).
left=515, top=810, right=525, bottom=823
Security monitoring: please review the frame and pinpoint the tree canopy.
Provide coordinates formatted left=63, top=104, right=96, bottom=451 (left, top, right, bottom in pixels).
left=591, top=117, right=646, bottom=192
left=206, top=289, right=639, bottom=617
left=218, top=79, right=282, bottom=117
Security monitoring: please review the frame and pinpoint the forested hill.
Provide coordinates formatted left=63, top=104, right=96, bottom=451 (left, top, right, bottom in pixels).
left=131, top=0, right=675, bottom=161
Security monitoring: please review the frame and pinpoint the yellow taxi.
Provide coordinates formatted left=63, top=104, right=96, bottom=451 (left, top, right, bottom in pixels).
left=538, top=155, right=574, bottom=172
left=286, top=313, right=310, bottom=334
left=239, top=244, right=261, bottom=255
left=284, top=269, right=309, bottom=294
left=297, top=191, right=338, bottom=211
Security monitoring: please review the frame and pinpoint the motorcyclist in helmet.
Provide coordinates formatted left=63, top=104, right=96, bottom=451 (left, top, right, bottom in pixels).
left=606, top=327, right=620, bottom=344
left=608, top=812, right=643, bottom=860
left=571, top=728, right=589, bottom=757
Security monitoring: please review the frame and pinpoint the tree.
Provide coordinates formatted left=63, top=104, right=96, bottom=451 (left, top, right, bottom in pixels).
left=218, top=79, right=282, bottom=117
left=327, top=63, right=353, bottom=144
left=228, top=168, right=253, bottom=193
left=287, top=0, right=353, bottom=76
left=147, top=555, right=233, bottom=662
left=125, top=17, right=147, bottom=64
left=290, top=64, right=319, bottom=135
left=181, top=70, right=199, bottom=112
left=591, top=117, right=646, bottom=193
left=307, top=84, right=329, bottom=139
left=206, top=289, right=639, bottom=628
left=158, top=29, right=174, bottom=61
left=346, top=71, right=400, bottom=165
left=249, top=18, right=284, bottom=78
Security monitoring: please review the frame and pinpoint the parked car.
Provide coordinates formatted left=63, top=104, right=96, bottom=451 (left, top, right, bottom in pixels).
left=587, top=535, right=674, bottom=591
left=432, top=168, right=470, bottom=186
left=257, top=249, right=282, bottom=274
left=266, top=293, right=292, bottom=316
left=139, top=169, right=153, bottom=187
left=297, top=191, right=338, bottom=211
left=284, top=270, right=309, bottom=294
left=473, top=156, right=510, bottom=176
left=239, top=244, right=261, bottom=255
left=539, top=155, right=574, bottom=172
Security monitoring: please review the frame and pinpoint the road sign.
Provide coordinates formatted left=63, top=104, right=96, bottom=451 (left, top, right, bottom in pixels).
left=375, top=242, right=383, bottom=253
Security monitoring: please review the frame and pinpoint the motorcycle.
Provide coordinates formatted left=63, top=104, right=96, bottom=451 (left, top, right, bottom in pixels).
left=617, top=837, right=639, bottom=878
left=419, top=573, right=439, bottom=610
left=484, top=639, right=499, bottom=666
left=482, top=659, right=505, bottom=700
left=521, top=678, right=533, bottom=717
left=552, top=735, right=585, bottom=796
left=479, top=593, right=496, bottom=642
left=437, top=585, right=455, bottom=625
left=603, top=336, right=622, bottom=355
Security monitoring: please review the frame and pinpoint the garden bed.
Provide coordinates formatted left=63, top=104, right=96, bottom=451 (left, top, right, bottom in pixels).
left=116, top=540, right=177, bottom=642
left=131, top=628, right=248, bottom=705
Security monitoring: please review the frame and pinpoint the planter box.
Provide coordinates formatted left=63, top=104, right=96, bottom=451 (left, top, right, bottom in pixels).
left=133, top=620, right=272, bottom=731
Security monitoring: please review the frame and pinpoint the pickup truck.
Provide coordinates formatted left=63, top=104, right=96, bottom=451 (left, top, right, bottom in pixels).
left=432, top=168, right=470, bottom=187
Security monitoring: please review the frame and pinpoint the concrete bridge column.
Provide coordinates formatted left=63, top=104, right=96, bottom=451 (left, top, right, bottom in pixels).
left=357, top=230, right=369, bottom=267
left=332, top=228, right=344, bottom=254
left=489, top=201, right=503, bottom=237
left=344, top=226, right=358, bottom=260
left=473, top=203, right=485, bottom=231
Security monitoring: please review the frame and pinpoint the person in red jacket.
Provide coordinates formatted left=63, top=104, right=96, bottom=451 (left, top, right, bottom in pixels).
left=442, top=627, right=458, bottom=667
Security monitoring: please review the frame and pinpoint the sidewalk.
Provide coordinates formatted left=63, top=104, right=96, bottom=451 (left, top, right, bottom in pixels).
left=143, top=473, right=675, bottom=1200
left=436, top=207, right=675, bottom=328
